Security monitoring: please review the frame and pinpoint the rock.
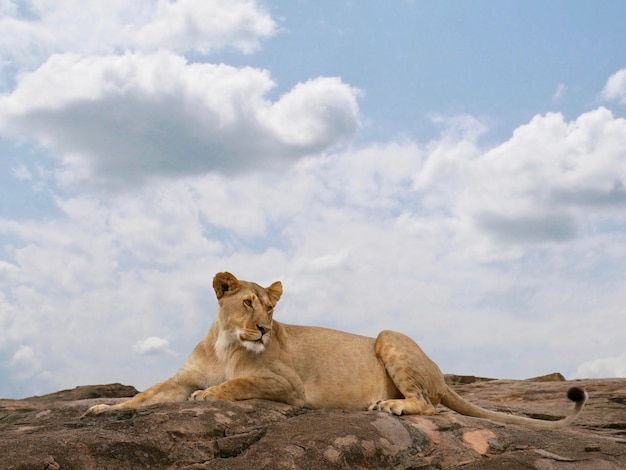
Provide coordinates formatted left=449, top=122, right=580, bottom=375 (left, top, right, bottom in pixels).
left=526, top=372, right=566, bottom=382
left=444, top=374, right=497, bottom=385
left=1, top=378, right=625, bottom=469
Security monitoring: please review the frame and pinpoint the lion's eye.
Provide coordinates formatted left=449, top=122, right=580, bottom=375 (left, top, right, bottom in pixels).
left=267, top=306, right=273, bottom=313
left=243, top=299, right=253, bottom=308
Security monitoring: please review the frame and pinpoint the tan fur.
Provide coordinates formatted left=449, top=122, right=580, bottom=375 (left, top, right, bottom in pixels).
left=86, top=273, right=586, bottom=429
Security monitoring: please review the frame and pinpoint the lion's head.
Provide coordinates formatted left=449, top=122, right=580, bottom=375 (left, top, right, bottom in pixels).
left=212, top=272, right=283, bottom=358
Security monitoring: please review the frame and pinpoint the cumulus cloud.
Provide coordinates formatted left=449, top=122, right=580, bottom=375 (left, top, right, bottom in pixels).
left=602, top=68, right=626, bottom=104
left=0, top=0, right=274, bottom=72
left=475, top=212, right=578, bottom=244
left=11, top=344, right=35, bottom=363
left=3, top=70, right=626, bottom=397
left=0, top=1, right=358, bottom=189
left=0, top=51, right=360, bottom=187
left=132, top=336, right=175, bottom=355
left=573, top=353, right=626, bottom=378
left=134, top=0, right=274, bottom=54
left=9, top=345, right=42, bottom=381
left=413, top=108, right=626, bottom=247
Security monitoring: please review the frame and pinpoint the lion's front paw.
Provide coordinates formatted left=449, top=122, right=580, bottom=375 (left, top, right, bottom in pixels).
left=190, top=389, right=219, bottom=401
left=84, top=404, right=113, bottom=416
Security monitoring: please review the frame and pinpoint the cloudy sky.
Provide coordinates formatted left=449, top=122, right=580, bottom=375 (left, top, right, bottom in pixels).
left=1, top=0, right=626, bottom=399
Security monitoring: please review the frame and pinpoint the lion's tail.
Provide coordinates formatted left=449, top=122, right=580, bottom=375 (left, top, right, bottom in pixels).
left=440, top=386, right=587, bottom=429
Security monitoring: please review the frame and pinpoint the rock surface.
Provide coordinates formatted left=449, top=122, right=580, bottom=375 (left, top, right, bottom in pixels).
left=1, top=377, right=625, bottom=469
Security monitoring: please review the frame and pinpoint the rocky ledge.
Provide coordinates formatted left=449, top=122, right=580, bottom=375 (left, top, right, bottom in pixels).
left=1, top=375, right=625, bottom=469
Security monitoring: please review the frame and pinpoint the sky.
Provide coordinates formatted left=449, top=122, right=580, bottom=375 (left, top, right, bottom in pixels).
left=1, top=0, right=626, bottom=399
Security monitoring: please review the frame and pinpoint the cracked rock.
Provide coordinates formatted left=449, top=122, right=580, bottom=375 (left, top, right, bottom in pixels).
left=1, top=378, right=625, bottom=469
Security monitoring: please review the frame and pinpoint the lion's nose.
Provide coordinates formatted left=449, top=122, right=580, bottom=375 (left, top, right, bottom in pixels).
left=257, top=324, right=270, bottom=336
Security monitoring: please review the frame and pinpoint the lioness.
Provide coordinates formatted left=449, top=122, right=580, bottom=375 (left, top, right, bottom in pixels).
left=87, top=272, right=587, bottom=428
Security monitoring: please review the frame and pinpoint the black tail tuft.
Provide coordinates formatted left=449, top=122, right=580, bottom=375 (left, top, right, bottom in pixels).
left=567, top=386, right=587, bottom=403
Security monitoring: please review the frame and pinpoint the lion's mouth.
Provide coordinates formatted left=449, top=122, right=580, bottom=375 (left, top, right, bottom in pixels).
left=241, top=337, right=266, bottom=354
left=240, top=334, right=264, bottom=343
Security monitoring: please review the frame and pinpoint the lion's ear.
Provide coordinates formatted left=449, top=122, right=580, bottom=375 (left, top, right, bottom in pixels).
left=266, top=281, right=283, bottom=305
left=213, top=272, right=240, bottom=299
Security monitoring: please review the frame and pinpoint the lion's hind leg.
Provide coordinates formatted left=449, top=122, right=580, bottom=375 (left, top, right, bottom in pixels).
left=369, top=395, right=435, bottom=416
left=371, top=330, right=447, bottom=416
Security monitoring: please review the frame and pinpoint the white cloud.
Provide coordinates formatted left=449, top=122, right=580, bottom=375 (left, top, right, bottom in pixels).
left=0, top=259, right=19, bottom=282
left=0, top=0, right=17, bottom=16
left=11, top=163, right=32, bottom=181
left=135, top=0, right=275, bottom=54
left=11, top=344, right=35, bottom=363
left=573, top=353, right=626, bottom=378
left=432, top=108, right=626, bottom=248
left=0, top=0, right=274, bottom=73
left=2, top=73, right=626, bottom=398
left=9, top=344, right=43, bottom=381
left=0, top=51, right=360, bottom=188
left=552, top=83, right=567, bottom=100
left=132, top=336, right=174, bottom=355
left=266, top=78, right=361, bottom=148
left=602, top=68, right=626, bottom=104
left=106, top=185, right=222, bottom=265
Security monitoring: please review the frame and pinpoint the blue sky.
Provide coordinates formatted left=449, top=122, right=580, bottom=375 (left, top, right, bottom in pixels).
left=236, top=1, right=626, bottom=141
left=1, top=0, right=626, bottom=399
